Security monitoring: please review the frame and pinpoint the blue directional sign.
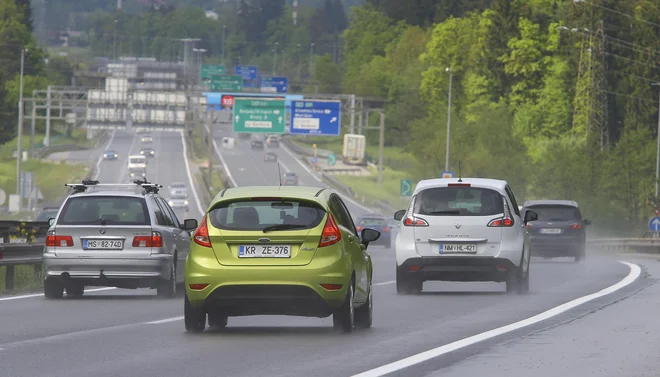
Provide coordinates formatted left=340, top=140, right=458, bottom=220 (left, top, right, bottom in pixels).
left=649, top=216, right=660, bottom=232
left=235, top=65, right=258, bottom=80
left=290, top=100, right=341, bottom=136
left=243, top=80, right=258, bottom=88
left=259, top=76, right=289, bottom=93
left=311, top=156, right=318, bottom=164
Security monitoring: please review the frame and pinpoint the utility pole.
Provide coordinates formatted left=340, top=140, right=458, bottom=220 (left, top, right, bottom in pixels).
left=221, top=25, right=226, bottom=65
left=309, top=42, right=315, bottom=77
left=297, top=44, right=302, bottom=81
left=378, top=111, right=385, bottom=188
left=30, top=102, right=36, bottom=157
left=45, top=85, right=51, bottom=146
left=653, top=82, right=660, bottom=197
left=445, top=67, right=453, bottom=173
left=207, top=107, right=214, bottom=186
left=273, top=42, right=279, bottom=76
left=112, top=20, right=118, bottom=60
left=16, top=49, right=26, bottom=211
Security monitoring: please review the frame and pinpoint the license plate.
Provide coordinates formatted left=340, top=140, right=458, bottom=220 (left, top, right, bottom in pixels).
left=440, top=244, right=477, bottom=253
left=238, top=245, right=291, bottom=258
left=540, top=228, right=562, bottom=234
left=83, top=239, right=124, bottom=250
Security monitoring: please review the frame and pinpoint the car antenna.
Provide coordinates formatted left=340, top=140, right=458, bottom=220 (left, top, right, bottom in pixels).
left=457, top=161, right=463, bottom=182
left=277, top=163, right=282, bottom=186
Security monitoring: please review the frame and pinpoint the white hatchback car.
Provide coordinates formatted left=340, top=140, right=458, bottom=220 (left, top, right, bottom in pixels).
left=393, top=178, right=538, bottom=294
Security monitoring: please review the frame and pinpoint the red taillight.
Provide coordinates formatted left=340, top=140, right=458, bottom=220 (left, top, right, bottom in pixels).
left=525, top=223, right=533, bottom=228
left=45, top=232, right=73, bottom=247
left=194, top=215, right=212, bottom=248
left=356, top=226, right=363, bottom=232
left=487, top=217, right=514, bottom=227
left=570, top=223, right=582, bottom=229
left=448, top=183, right=471, bottom=187
left=320, top=283, right=343, bottom=290
left=403, top=216, right=429, bottom=227
left=188, top=283, right=209, bottom=290
left=408, top=265, right=420, bottom=272
left=132, top=232, right=163, bottom=247
left=319, top=214, right=342, bottom=247
left=382, top=226, right=390, bottom=232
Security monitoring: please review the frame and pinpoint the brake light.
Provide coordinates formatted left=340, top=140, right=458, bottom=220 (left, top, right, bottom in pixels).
left=132, top=231, right=163, bottom=247
left=45, top=232, right=73, bottom=247
left=403, top=216, right=429, bottom=227
left=320, top=284, right=343, bottom=290
left=188, top=284, right=209, bottom=290
left=525, top=223, right=534, bottom=228
left=194, top=215, right=212, bottom=248
left=356, top=226, right=363, bottom=232
left=570, top=223, right=582, bottom=229
left=448, top=183, right=471, bottom=187
left=319, top=214, right=342, bottom=247
left=382, top=226, right=390, bottom=232
left=488, top=218, right=514, bottom=227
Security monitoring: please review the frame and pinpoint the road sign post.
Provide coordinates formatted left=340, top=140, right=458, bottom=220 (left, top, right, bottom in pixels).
left=400, top=179, right=412, bottom=197
left=210, top=75, right=243, bottom=92
left=259, top=76, right=288, bottom=93
left=650, top=216, right=660, bottom=234
left=290, top=100, right=341, bottom=136
left=232, top=98, right=287, bottom=134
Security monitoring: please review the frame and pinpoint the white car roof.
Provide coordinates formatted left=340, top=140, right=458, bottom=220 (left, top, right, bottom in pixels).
left=413, top=178, right=508, bottom=196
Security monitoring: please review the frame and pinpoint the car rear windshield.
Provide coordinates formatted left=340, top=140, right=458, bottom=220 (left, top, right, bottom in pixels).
left=208, top=199, right=326, bottom=231
left=36, top=210, right=58, bottom=221
left=360, top=218, right=386, bottom=226
left=58, top=196, right=150, bottom=225
left=413, top=187, right=504, bottom=216
left=526, top=205, right=581, bottom=221
left=129, top=157, right=145, bottom=163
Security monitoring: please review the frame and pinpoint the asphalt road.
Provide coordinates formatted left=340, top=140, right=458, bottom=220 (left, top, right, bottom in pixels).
left=0, top=127, right=650, bottom=376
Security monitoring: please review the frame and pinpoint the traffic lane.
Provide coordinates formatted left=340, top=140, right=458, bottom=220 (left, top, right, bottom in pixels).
left=0, top=255, right=633, bottom=377
left=96, top=131, right=136, bottom=183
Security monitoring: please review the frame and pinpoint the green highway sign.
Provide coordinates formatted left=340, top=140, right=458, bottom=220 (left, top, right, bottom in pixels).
left=201, top=64, right=225, bottom=81
left=328, top=153, right=336, bottom=166
left=400, top=179, right=413, bottom=197
left=233, top=98, right=287, bottom=134
left=210, top=75, right=242, bottom=92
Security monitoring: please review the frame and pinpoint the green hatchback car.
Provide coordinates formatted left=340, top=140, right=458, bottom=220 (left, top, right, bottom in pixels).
left=183, top=186, right=381, bottom=333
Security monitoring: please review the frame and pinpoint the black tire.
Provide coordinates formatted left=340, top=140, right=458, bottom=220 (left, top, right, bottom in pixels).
left=65, top=283, right=85, bottom=297
left=208, top=312, right=228, bottom=329
left=333, top=284, right=355, bottom=333
left=157, top=262, right=177, bottom=298
left=506, top=260, right=529, bottom=294
left=396, top=266, right=423, bottom=295
left=184, top=293, right=206, bottom=333
left=574, top=246, right=586, bottom=263
left=355, top=278, right=373, bottom=328
left=44, top=278, right=64, bottom=299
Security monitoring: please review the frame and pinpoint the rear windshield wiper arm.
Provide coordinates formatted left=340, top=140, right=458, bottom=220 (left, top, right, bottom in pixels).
left=261, top=224, right=308, bottom=233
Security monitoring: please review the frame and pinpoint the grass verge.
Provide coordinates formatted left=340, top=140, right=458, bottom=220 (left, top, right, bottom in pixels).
left=333, top=166, right=411, bottom=212
left=0, top=265, right=43, bottom=294
left=0, top=129, right=97, bottom=159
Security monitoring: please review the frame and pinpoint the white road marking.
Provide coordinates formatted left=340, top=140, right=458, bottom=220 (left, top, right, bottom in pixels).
left=0, top=287, right=116, bottom=302
left=350, top=261, right=642, bottom=377
left=206, top=124, right=238, bottom=187
left=92, top=130, right=117, bottom=180
left=179, top=130, right=206, bottom=215
left=146, top=316, right=184, bottom=324
left=374, top=280, right=395, bottom=286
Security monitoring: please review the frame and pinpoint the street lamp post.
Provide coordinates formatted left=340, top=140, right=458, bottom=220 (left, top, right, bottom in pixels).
left=273, top=42, right=279, bottom=75
left=112, top=20, right=118, bottom=60
left=297, top=44, right=302, bottom=81
left=221, top=25, right=226, bottom=65
left=16, top=49, right=27, bottom=210
left=653, top=82, right=660, bottom=197
left=445, top=67, right=453, bottom=173
left=309, top=42, right=315, bottom=77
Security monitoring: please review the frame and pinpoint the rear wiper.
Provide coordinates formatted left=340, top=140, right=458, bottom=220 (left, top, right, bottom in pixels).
left=261, top=224, right=308, bottom=233
left=425, top=210, right=460, bottom=215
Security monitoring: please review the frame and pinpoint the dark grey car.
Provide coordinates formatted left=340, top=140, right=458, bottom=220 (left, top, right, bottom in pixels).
left=522, top=200, right=590, bottom=262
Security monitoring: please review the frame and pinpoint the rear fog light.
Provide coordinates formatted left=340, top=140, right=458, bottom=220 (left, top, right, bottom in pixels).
left=408, top=265, right=420, bottom=272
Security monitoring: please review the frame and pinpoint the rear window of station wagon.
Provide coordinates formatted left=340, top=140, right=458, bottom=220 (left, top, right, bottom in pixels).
left=209, top=199, right=326, bottom=231
left=525, top=205, right=581, bottom=221
left=58, top=196, right=150, bottom=225
left=414, top=187, right=504, bottom=216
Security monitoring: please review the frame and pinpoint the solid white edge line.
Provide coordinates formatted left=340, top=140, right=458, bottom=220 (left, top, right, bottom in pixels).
left=179, top=130, right=205, bottom=215
left=206, top=124, right=239, bottom=187
left=350, top=261, right=642, bottom=377
left=92, top=130, right=117, bottom=180
left=0, top=287, right=116, bottom=302
left=374, top=281, right=395, bottom=286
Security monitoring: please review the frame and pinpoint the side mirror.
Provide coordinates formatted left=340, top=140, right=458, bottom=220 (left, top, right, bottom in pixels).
left=394, top=210, right=406, bottom=221
left=524, top=210, right=538, bottom=223
left=583, top=219, right=591, bottom=226
left=48, top=218, right=55, bottom=226
left=183, top=218, right=198, bottom=230
left=360, top=228, right=381, bottom=248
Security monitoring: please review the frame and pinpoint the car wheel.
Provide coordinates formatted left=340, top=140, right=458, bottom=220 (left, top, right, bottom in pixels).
left=44, top=278, right=64, bottom=299
left=157, top=262, right=177, bottom=298
left=506, top=260, right=529, bottom=294
left=574, top=246, right=585, bottom=263
left=184, top=293, right=206, bottom=333
left=208, top=312, right=228, bottom=329
left=354, top=279, right=373, bottom=328
left=333, top=283, right=355, bottom=333
left=65, top=283, right=85, bottom=297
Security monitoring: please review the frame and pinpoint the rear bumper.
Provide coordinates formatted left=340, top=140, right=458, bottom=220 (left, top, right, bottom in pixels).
left=397, top=257, right=514, bottom=283
left=43, top=254, right=173, bottom=287
left=184, top=247, right=350, bottom=317
left=530, top=235, right=584, bottom=257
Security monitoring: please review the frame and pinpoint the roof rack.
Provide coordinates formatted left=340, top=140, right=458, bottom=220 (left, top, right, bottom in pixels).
left=64, top=179, right=162, bottom=194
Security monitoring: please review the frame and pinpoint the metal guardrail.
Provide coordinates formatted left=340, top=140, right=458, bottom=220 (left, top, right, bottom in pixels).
left=0, top=220, right=50, bottom=292
left=586, top=238, right=660, bottom=253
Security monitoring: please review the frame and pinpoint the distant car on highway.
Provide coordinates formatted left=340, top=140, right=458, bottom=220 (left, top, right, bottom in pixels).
left=127, top=155, right=147, bottom=170
left=394, top=178, right=537, bottom=295
left=356, top=214, right=392, bottom=248
left=238, top=133, right=251, bottom=139
left=521, top=200, right=590, bottom=262
left=168, top=182, right=188, bottom=198
left=251, top=138, right=264, bottom=150
left=141, top=135, right=153, bottom=143
left=168, top=194, right=189, bottom=212
left=264, top=151, right=278, bottom=162
left=183, top=186, right=380, bottom=332
left=103, top=150, right=118, bottom=160
left=266, top=135, right=280, bottom=147
left=140, top=147, right=156, bottom=158
left=129, top=167, right=147, bottom=179
left=42, top=179, right=198, bottom=299
left=281, top=172, right=298, bottom=186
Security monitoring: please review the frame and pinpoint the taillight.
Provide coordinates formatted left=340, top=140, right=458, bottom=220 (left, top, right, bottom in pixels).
left=356, top=226, right=363, bottom=232
left=320, top=283, right=343, bottom=290
left=487, top=218, right=514, bottom=227
left=188, top=284, right=209, bottom=290
left=382, top=226, right=390, bottom=232
left=319, top=214, right=342, bottom=247
left=132, top=231, right=163, bottom=247
left=194, top=215, right=212, bottom=248
left=45, top=231, right=73, bottom=247
left=570, top=223, right=582, bottom=229
left=403, top=216, right=429, bottom=227
left=525, top=223, right=533, bottom=229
